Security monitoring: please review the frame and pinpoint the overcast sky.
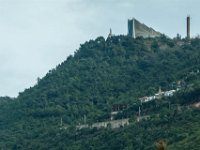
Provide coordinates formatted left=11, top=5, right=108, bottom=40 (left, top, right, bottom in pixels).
left=0, top=0, right=200, bottom=97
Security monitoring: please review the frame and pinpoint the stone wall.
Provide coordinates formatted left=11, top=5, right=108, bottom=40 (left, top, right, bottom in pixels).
left=76, top=118, right=129, bottom=130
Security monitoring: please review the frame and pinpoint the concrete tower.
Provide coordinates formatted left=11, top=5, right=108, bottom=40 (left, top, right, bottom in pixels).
left=128, top=18, right=161, bottom=39
left=187, top=16, right=190, bottom=39
left=128, top=19, right=136, bottom=38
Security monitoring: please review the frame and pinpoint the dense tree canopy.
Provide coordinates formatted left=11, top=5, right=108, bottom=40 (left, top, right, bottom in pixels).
left=1, top=35, right=200, bottom=149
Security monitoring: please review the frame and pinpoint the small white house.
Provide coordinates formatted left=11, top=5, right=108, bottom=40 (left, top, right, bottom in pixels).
left=164, top=90, right=176, bottom=97
left=139, top=96, right=156, bottom=103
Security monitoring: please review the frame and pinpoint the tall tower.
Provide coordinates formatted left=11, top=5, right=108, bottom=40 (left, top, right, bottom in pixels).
left=128, top=19, right=136, bottom=38
left=108, top=28, right=112, bottom=38
left=187, top=16, right=190, bottom=39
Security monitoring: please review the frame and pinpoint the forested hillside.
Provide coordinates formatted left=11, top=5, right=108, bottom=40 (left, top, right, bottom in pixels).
left=1, top=35, right=200, bottom=149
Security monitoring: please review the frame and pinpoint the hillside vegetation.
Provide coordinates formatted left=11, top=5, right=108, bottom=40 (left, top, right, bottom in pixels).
left=1, top=35, right=200, bottom=149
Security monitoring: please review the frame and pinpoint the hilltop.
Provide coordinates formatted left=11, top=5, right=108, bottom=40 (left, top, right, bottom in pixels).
left=1, top=35, right=200, bottom=149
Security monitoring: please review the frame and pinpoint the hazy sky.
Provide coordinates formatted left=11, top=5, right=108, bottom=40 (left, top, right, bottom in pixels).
left=0, top=0, right=200, bottom=97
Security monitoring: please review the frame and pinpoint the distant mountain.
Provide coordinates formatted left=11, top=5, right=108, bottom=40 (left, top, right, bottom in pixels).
left=1, top=35, right=200, bottom=149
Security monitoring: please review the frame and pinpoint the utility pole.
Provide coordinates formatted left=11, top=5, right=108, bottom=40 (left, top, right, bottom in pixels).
left=139, top=106, right=141, bottom=117
left=84, top=115, right=87, bottom=124
left=137, top=106, right=141, bottom=122
left=60, top=117, right=63, bottom=127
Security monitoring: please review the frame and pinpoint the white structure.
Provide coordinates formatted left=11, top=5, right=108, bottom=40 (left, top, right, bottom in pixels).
left=139, top=96, right=156, bottom=103
left=110, top=111, right=119, bottom=120
left=128, top=18, right=162, bottom=38
left=164, top=90, right=176, bottom=97
left=76, top=119, right=129, bottom=130
left=139, top=88, right=178, bottom=104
